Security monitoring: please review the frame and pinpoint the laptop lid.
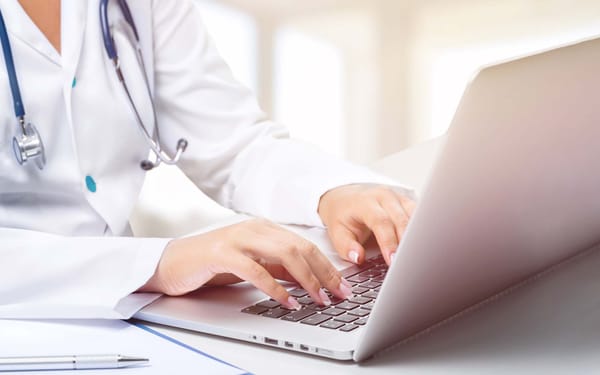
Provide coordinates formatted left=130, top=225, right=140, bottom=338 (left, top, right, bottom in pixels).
left=354, top=36, right=600, bottom=361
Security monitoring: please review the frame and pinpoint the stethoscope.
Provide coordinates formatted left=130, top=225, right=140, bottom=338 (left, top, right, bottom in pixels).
left=0, top=0, right=188, bottom=171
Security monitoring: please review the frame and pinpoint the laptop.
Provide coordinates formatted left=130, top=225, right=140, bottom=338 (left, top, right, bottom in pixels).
left=134, top=36, right=600, bottom=362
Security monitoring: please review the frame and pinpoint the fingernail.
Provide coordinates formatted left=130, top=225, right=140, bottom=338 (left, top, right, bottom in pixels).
left=390, top=252, right=396, bottom=264
left=349, top=250, right=359, bottom=264
left=319, top=289, right=332, bottom=306
left=338, top=280, right=352, bottom=299
left=287, top=297, right=301, bottom=311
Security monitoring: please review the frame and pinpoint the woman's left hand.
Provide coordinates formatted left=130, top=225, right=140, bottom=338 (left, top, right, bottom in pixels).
left=318, top=184, right=416, bottom=266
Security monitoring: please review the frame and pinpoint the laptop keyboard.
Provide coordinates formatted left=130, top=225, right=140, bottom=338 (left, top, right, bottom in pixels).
left=241, top=254, right=387, bottom=332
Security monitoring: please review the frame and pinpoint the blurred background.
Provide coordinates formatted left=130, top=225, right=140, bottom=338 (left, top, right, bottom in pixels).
left=131, top=0, right=600, bottom=237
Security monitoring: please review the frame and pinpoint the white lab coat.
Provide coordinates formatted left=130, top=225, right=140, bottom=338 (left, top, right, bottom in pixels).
left=0, top=0, right=403, bottom=319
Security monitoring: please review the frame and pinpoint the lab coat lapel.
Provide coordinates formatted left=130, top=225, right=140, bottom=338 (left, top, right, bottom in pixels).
left=68, top=0, right=153, bottom=236
left=61, top=0, right=88, bottom=112
left=0, top=0, right=61, bottom=65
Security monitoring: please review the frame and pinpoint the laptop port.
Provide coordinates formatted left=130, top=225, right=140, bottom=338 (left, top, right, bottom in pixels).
left=300, top=344, right=310, bottom=351
left=284, top=341, right=294, bottom=348
left=264, top=337, right=278, bottom=345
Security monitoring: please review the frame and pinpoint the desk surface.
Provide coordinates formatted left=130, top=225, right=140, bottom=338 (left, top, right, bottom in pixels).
left=146, top=138, right=600, bottom=374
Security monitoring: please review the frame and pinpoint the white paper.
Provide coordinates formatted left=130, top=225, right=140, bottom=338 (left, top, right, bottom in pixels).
left=0, top=319, right=246, bottom=375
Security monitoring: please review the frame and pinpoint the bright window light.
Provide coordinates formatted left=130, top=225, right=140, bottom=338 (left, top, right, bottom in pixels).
left=274, top=27, right=345, bottom=158
left=194, top=0, right=258, bottom=92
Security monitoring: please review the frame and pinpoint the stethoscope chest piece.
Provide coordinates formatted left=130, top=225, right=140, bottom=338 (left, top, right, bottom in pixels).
left=12, top=120, right=46, bottom=169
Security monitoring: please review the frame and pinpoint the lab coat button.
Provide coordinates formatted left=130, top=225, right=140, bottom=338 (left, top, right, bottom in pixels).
left=85, top=175, right=97, bottom=193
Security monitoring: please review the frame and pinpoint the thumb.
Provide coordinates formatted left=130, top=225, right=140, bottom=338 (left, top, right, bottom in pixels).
left=328, top=223, right=367, bottom=264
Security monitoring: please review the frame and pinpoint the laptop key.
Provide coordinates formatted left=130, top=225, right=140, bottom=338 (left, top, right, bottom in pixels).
left=362, top=291, right=378, bottom=299
left=321, top=307, right=345, bottom=316
left=349, top=296, right=372, bottom=305
left=336, top=301, right=360, bottom=310
left=306, top=303, right=329, bottom=312
left=301, top=314, right=331, bottom=326
left=360, top=281, right=382, bottom=289
left=362, top=301, right=375, bottom=310
left=297, top=296, right=314, bottom=305
left=351, top=286, right=369, bottom=295
left=334, top=314, right=358, bottom=323
left=358, top=270, right=381, bottom=278
left=341, top=263, right=375, bottom=278
left=348, top=309, right=370, bottom=317
left=257, top=300, right=281, bottom=309
left=340, top=324, right=360, bottom=332
left=320, top=320, right=345, bottom=330
left=354, top=317, right=368, bottom=325
left=348, top=275, right=369, bottom=283
left=241, top=305, right=269, bottom=315
left=281, top=309, right=316, bottom=322
left=262, top=308, right=292, bottom=319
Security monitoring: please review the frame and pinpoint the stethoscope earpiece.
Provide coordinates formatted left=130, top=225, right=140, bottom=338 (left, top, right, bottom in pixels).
left=139, top=138, right=188, bottom=171
left=140, top=160, right=155, bottom=171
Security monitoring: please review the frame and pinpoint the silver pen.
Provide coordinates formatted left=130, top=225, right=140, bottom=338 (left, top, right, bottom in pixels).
left=0, top=354, right=149, bottom=372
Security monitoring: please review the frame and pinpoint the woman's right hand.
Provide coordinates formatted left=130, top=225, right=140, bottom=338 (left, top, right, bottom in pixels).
left=140, top=219, right=353, bottom=310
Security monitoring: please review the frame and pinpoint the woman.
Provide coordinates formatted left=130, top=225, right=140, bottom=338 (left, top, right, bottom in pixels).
left=0, top=0, right=414, bottom=319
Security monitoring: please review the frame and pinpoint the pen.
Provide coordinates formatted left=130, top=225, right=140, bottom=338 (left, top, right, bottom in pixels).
left=0, top=354, right=149, bottom=372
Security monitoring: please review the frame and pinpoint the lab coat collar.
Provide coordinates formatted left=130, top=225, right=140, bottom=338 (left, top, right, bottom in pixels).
left=0, top=0, right=62, bottom=65
left=61, top=0, right=89, bottom=85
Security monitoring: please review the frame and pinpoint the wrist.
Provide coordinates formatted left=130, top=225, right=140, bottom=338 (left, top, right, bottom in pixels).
left=138, top=239, right=177, bottom=295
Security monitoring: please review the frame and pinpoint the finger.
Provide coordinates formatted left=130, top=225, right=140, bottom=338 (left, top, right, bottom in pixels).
left=362, top=204, right=400, bottom=265
left=290, top=236, right=353, bottom=300
left=241, top=230, right=334, bottom=306
left=328, top=223, right=367, bottom=265
left=261, top=238, right=331, bottom=306
left=244, top=220, right=352, bottom=302
left=226, top=254, right=301, bottom=310
left=263, top=224, right=353, bottom=302
left=394, top=191, right=416, bottom=216
left=379, top=194, right=411, bottom=264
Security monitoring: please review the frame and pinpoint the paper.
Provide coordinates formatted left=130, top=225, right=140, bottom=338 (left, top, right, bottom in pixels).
left=0, top=319, right=247, bottom=374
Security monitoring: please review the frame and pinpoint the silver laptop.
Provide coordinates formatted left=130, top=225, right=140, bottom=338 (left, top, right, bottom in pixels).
left=135, top=36, right=600, bottom=362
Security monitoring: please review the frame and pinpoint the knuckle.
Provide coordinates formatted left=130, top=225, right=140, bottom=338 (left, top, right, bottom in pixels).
left=283, top=244, right=300, bottom=258
left=299, top=240, right=319, bottom=256
left=228, top=223, right=250, bottom=238
left=373, top=185, right=393, bottom=198
left=247, top=218, right=268, bottom=230
left=398, top=214, right=410, bottom=227
left=374, top=213, right=393, bottom=227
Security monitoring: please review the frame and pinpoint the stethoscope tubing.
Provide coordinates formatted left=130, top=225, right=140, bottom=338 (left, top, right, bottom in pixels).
left=0, top=9, right=26, bottom=121
left=99, top=0, right=187, bottom=169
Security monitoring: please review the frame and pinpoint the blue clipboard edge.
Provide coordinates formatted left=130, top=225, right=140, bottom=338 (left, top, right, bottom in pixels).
left=131, top=322, right=252, bottom=375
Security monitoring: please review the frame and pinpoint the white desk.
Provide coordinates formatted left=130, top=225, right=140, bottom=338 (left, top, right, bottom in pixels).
left=143, top=138, right=600, bottom=374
